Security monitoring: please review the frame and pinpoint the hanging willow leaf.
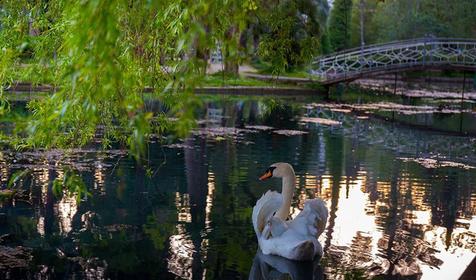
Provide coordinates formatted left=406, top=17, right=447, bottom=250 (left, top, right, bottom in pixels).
left=7, top=169, right=32, bottom=188
left=52, top=168, right=91, bottom=203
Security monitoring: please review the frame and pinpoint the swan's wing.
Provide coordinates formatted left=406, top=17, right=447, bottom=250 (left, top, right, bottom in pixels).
left=252, top=190, right=282, bottom=237
left=257, top=198, right=328, bottom=260
left=290, top=198, right=328, bottom=238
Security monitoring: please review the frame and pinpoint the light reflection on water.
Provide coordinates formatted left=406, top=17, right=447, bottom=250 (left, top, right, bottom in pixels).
left=94, top=160, right=106, bottom=195
left=314, top=169, right=475, bottom=279
left=0, top=96, right=475, bottom=279
left=168, top=224, right=195, bottom=279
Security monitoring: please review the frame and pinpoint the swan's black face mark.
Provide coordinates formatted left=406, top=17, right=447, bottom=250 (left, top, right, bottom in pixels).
left=259, top=166, right=276, bottom=181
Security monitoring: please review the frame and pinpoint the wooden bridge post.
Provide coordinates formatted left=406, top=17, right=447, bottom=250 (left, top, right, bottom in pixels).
left=325, top=85, right=331, bottom=99
left=393, top=73, right=398, bottom=95
left=460, top=71, right=466, bottom=133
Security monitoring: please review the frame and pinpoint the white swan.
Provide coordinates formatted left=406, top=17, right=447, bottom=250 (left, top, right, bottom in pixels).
left=252, top=162, right=328, bottom=261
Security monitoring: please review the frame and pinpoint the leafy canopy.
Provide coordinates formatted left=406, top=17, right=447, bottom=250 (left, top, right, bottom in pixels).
left=0, top=0, right=257, bottom=159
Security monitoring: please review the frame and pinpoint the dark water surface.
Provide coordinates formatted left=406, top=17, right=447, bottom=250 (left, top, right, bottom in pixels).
left=1, top=94, right=475, bottom=279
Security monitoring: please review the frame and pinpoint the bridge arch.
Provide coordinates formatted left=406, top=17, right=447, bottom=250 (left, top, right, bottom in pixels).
left=311, top=38, right=476, bottom=85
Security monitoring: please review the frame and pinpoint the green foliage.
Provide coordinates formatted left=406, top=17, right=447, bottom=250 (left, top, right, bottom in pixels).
left=328, top=0, right=353, bottom=51
left=7, top=169, right=32, bottom=188
left=349, top=0, right=380, bottom=47
left=373, top=0, right=450, bottom=42
left=0, top=0, right=256, bottom=161
left=203, top=72, right=273, bottom=87
left=345, top=0, right=476, bottom=47
left=6, top=166, right=89, bottom=203
left=143, top=213, right=176, bottom=251
left=319, top=29, right=332, bottom=55
left=52, top=168, right=91, bottom=203
left=257, top=6, right=297, bottom=75
left=256, top=0, right=329, bottom=74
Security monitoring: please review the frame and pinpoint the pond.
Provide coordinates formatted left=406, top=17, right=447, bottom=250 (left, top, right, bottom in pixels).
left=0, top=92, right=475, bottom=279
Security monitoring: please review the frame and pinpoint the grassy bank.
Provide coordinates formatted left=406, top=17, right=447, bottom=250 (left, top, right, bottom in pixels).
left=202, top=72, right=303, bottom=87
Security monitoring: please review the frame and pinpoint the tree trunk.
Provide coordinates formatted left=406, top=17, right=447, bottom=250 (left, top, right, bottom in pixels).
left=360, top=0, right=365, bottom=47
left=196, top=45, right=209, bottom=75
left=224, top=60, right=239, bottom=76
left=223, top=25, right=239, bottom=76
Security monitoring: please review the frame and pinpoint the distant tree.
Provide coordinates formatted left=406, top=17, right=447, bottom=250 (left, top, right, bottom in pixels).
left=373, top=0, right=448, bottom=42
left=256, top=0, right=330, bottom=74
left=349, top=0, right=380, bottom=47
left=211, top=0, right=257, bottom=76
left=319, top=29, right=332, bottom=55
left=328, top=0, right=353, bottom=51
left=371, top=0, right=476, bottom=43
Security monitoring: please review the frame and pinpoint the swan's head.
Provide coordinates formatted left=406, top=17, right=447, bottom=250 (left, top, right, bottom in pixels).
left=259, top=162, right=294, bottom=181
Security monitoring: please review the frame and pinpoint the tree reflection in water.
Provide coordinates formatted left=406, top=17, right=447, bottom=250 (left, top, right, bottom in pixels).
left=0, top=96, right=475, bottom=279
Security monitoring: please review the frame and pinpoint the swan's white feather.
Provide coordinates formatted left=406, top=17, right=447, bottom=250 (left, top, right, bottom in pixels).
left=252, top=196, right=328, bottom=261
left=252, top=190, right=282, bottom=237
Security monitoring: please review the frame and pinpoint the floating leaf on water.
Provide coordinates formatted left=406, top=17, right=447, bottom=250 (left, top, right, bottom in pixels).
left=330, top=108, right=352, bottom=113
left=164, top=143, right=193, bottom=149
left=244, top=125, right=274, bottom=131
left=300, top=117, right=342, bottom=126
left=196, top=119, right=221, bottom=125
left=193, top=127, right=257, bottom=138
left=403, top=89, right=476, bottom=100
left=399, top=157, right=475, bottom=170
left=273, top=130, right=309, bottom=136
left=302, top=102, right=474, bottom=115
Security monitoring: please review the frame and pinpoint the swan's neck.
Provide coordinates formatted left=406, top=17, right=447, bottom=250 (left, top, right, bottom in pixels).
left=275, top=174, right=295, bottom=220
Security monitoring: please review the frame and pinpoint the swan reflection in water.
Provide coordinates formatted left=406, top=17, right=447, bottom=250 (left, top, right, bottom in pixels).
left=249, top=250, right=323, bottom=280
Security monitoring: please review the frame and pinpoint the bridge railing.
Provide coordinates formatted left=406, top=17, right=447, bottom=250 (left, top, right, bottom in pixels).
left=311, top=37, right=476, bottom=84
left=315, top=37, right=475, bottom=58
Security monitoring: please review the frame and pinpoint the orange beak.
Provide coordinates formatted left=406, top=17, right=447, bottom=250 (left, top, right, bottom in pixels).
left=259, top=171, right=273, bottom=181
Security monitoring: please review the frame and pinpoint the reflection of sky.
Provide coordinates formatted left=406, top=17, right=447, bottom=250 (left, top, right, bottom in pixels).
left=94, top=161, right=106, bottom=195
left=56, top=194, right=78, bottom=235
left=300, top=170, right=476, bottom=279
left=175, top=192, right=192, bottom=223
left=169, top=192, right=194, bottom=279
left=36, top=166, right=49, bottom=205
left=168, top=171, right=216, bottom=279
left=53, top=170, right=78, bottom=236
left=205, top=171, right=215, bottom=231
left=0, top=152, right=9, bottom=184
left=37, top=216, right=45, bottom=237
left=330, top=173, right=381, bottom=247
left=201, top=172, right=215, bottom=278
left=168, top=224, right=195, bottom=279
left=421, top=226, right=475, bottom=280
